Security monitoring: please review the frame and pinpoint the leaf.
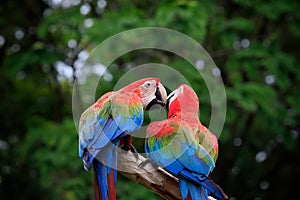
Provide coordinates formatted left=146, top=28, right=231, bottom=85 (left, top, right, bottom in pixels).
left=227, top=17, right=255, bottom=33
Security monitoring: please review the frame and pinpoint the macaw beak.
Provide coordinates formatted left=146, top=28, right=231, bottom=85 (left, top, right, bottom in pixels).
left=145, top=83, right=167, bottom=110
left=167, top=89, right=177, bottom=101
left=165, top=88, right=177, bottom=111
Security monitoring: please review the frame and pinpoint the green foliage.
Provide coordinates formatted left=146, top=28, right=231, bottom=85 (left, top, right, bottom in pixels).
left=18, top=119, right=91, bottom=200
left=0, top=0, right=299, bottom=199
left=117, top=177, right=161, bottom=200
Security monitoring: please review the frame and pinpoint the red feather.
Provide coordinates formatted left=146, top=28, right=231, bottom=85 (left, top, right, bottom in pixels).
left=107, top=170, right=116, bottom=200
left=119, top=135, right=132, bottom=150
left=120, top=77, right=160, bottom=93
left=186, top=191, right=192, bottom=200
left=94, top=170, right=102, bottom=200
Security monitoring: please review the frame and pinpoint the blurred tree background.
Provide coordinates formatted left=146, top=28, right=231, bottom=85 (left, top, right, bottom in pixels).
left=0, top=0, right=299, bottom=199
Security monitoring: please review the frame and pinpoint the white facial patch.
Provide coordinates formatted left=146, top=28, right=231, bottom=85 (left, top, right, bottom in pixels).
left=140, top=80, right=157, bottom=108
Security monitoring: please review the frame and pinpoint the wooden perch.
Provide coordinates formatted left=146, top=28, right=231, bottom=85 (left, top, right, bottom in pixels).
left=117, top=150, right=217, bottom=200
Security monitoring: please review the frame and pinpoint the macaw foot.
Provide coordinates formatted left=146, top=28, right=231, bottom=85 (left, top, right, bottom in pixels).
left=121, top=144, right=139, bottom=160
left=138, top=158, right=159, bottom=170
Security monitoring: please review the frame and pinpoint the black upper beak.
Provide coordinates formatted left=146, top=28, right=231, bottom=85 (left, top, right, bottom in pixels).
left=165, top=88, right=178, bottom=112
left=165, top=93, right=174, bottom=112
left=155, top=86, right=166, bottom=106
left=145, top=87, right=166, bottom=110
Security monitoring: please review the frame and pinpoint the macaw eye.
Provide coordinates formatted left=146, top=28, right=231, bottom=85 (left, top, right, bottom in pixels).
left=144, top=81, right=152, bottom=87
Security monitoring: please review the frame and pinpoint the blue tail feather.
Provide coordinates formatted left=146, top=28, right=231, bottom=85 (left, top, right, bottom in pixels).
left=93, top=160, right=108, bottom=199
left=179, top=178, right=208, bottom=200
left=93, top=141, right=119, bottom=200
left=179, top=178, right=189, bottom=199
left=180, top=170, right=228, bottom=200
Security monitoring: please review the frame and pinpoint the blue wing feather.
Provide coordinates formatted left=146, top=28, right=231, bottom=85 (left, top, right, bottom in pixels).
left=146, top=122, right=214, bottom=176
left=79, top=93, right=144, bottom=167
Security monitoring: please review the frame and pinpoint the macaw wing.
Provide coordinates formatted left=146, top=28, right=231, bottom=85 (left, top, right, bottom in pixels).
left=174, top=128, right=226, bottom=200
left=146, top=120, right=184, bottom=172
left=197, top=124, right=219, bottom=163
left=174, top=125, right=215, bottom=176
left=79, top=92, right=144, bottom=169
left=79, top=92, right=114, bottom=158
left=146, top=120, right=215, bottom=175
left=107, top=92, right=144, bottom=141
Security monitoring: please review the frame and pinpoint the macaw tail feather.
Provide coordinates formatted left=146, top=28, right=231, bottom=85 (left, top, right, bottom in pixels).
left=93, top=142, right=118, bottom=200
left=179, top=178, right=208, bottom=200
left=94, top=170, right=102, bottom=200
left=180, top=170, right=228, bottom=200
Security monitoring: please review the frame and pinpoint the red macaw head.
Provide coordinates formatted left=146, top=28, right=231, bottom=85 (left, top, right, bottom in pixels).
left=166, top=84, right=199, bottom=119
left=120, top=77, right=167, bottom=110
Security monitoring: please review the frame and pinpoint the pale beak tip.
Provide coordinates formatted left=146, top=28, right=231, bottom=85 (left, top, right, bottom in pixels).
left=158, top=83, right=167, bottom=104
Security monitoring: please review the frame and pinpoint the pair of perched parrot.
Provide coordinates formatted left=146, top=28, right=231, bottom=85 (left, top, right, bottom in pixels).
left=78, top=77, right=227, bottom=200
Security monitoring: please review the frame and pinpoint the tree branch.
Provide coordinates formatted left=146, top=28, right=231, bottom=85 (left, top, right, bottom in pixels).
left=117, top=151, right=217, bottom=200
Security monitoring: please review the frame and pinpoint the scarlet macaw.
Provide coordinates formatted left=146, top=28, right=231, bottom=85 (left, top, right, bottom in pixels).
left=79, top=77, right=167, bottom=200
left=145, top=84, right=227, bottom=200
